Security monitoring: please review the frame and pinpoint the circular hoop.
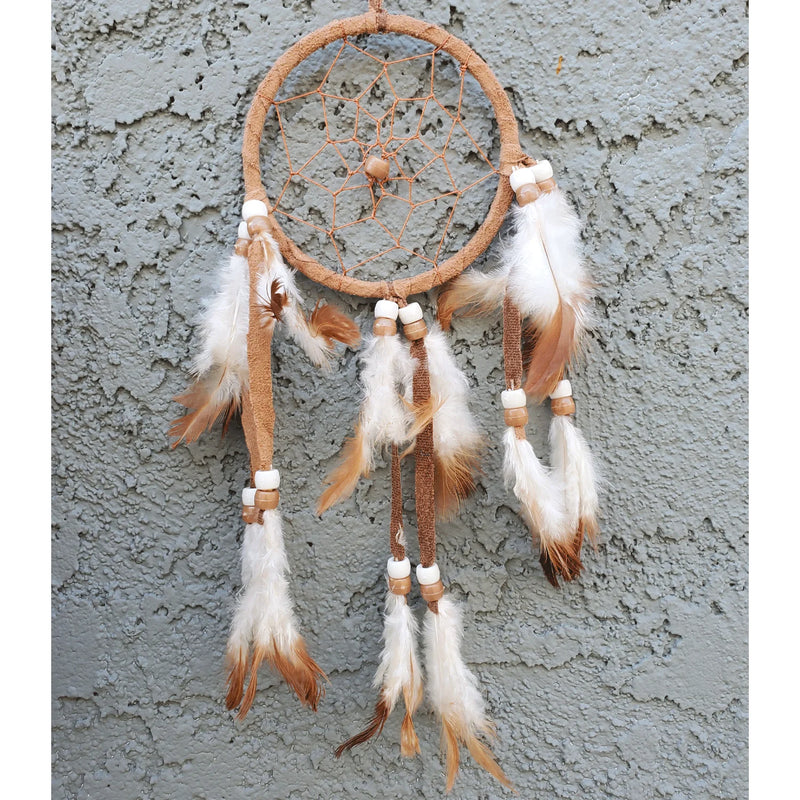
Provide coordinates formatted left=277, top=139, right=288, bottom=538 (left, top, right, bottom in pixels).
left=242, top=11, right=531, bottom=299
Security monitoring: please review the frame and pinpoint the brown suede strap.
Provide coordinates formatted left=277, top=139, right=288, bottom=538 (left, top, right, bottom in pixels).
left=410, top=337, right=437, bottom=569
left=503, top=293, right=523, bottom=391
left=389, top=444, right=405, bottom=561
left=240, top=391, right=260, bottom=484
left=246, top=241, right=276, bottom=471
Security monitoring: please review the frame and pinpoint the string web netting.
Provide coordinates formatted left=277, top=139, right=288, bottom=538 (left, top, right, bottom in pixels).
left=259, top=33, right=502, bottom=284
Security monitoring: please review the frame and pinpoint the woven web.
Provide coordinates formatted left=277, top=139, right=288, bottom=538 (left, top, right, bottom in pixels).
left=260, top=33, right=501, bottom=283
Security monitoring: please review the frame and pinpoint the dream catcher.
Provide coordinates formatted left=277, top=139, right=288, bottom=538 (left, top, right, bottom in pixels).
left=171, top=1, right=598, bottom=792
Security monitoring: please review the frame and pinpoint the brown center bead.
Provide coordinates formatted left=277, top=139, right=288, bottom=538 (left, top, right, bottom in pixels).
left=255, top=489, right=280, bottom=510
left=247, top=215, right=271, bottom=237
left=504, top=407, right=529, bottom=427
left=388, top=576, right=412, bottom=596
left=403, top=319, right=428, bottom=340
left=515, top=183, right=541, bottom=206
left=550, top=396, right=576, bottom=416
left=242, top=505, right=260, bottom=524
left=537, top=177, right=557, bottom=193
left=419, top=579, right=445, bottom=603
left=234, top=238, right=250, bottom=256
left=364, top=155, right=391, bottom=182
left=373, top=317, right=397, bottom=337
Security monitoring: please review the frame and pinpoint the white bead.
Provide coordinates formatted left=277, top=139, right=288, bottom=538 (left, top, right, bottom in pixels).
left=550, top=379, right=573, bottom=400
left=416, top=563, right=440, bottom=585
left=501, top=388, right=527, bottom=409
left=387, top=557, right=411, bottom=579
left=254, top=469, right=280, bottom=490
left=242, top=199, right=268, bottom=220
left=374, top=299, right=399, bottom=320
left=509, top=167, right=537, bottom=193
left=237, top=221, right=251, bottom=240
left=398, top=302, right=423, bottom=324
left=533, top=160, right=554, bottom=182
left=242, top=487, right=257, bottom=506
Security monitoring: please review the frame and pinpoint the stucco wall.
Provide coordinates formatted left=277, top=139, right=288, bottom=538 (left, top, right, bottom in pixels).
left=51, top=1, right=748, bottom=798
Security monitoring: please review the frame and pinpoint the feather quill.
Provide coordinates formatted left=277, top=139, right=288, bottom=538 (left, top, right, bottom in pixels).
left=170, top=252, right=251, bottom=446
left=424, top=597, right=512, bottom=792
left=336, top=590, right=423, bottom=757
left=504, top=177, right=592, bottom=402
left=225, top=511, right=326, bottom=717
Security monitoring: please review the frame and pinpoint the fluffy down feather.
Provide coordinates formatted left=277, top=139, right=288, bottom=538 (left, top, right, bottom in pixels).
left=225, top=511, right=326, bottom=717
left=424, top=597, right=512, bottom=792
left=436, top=264, right=510, bottom=330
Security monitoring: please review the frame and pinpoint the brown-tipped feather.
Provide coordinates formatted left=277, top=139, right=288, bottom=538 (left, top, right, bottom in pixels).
left=267, top=639, right=327, bottom=711
left=237, top=645, right=265, bottom=720
left=436, top=272, right=506, bottom=330
left=442, top=719, right=461, bottom=793
left=539, top=539, right=583, bottom=587
left=335, top=698, right=391, bottom=757
left=258, top=278, right=288, bottom=324
left=465, top=735, right=514, bottom=791
left=405, top=394, right=441, bottom=440
left=317, top=426, right=368, bottom=514
left=523, top=303, right=577, bottom=402
left=169, top=378, right=240, bottom=447
left=225, top=651, right=248, bottom=711
left=400, top=680, right=423, bottom=757
left=434, top=449, right=480, bottom=519
left=308, top=302, right=361, bottom=348
left=581, top=516, right=599, bottom=547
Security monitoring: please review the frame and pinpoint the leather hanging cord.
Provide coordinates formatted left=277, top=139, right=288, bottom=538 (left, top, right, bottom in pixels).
left=410, top=336, right=438, bottom=613
left=246, top=242, right=276, bottom=471
left=240, top=390, right=260, bottom=484
left=389, top=444, right=406, bottom=561
left=503, top=293, right=526, bottom=441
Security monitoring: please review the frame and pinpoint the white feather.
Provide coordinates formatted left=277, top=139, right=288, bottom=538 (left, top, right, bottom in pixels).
left=502, top=426, right=569, bottom=545
left=191, top=252, right=251, bottom=399
left=423, top=324, right=482, bottom=459
left=549, top=414, right=599, bottom=532
left=374, top=591, right=423, bottom=709
left=423, top=596, right=493, bottom=739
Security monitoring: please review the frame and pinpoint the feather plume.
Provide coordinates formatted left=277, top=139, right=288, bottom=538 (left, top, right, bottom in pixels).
left=549, top=413, right=599, bottom=547
left=504, top=188, right=592, bottom=402
left=257, top=278, right=288, bottom=324
left=225, top=511, right=326, bottom=717
left=502, top=427, right=582, bottom=586
left=423, top=324, right=483, bottom=518
left=436, top=264, right=510, bottom=330
left=170, top=252, right=251, bottom=446
left=424, top=596, right=512, bottom=792
left=253, top=230, right=358, bottom=368
left=318, top=333, right=416, bottom=513
left=336, top=590, right=423, bottom=757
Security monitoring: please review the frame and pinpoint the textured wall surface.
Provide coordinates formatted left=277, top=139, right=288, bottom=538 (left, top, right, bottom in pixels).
left=51, top=0, right=748, bottom=798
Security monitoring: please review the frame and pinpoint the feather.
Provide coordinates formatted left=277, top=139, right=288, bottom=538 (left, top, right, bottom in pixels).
left=502, top=427, right=582, bottom=586
left=318, top=333, right=416, bottom=513
left=550, top=413, right=600, bottom=546
left=419, top=324, right=483, bottom=518
left=257, top=278, right=288, bottom=324
left=170, top=252, right=251, bottom=446
left=253, top=230, right=358, bottom=368
left=424, top=596, right=512, bottom=792
left=436, top=264, right=510, bottom=330
left=225, top=511, right=326, bottom=717
left=503, top=187, right=592, bottom=402
left=336, top=591, right=423, bottom=757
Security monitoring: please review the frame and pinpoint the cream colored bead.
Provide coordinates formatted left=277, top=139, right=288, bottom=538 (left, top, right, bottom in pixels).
left=237, top=221, right=251, bottom=240
left=501, top=388, right=527, bottom=409
left=550, top=379, right=573, bottom=400
left=387, top=557, right=411, bottom=579
left=509, top=166, right=537, bottom=193
left=532, top=160, right=554, bottom=182
left=398, top=302, right=423, bottom=324
left=242, top=199, right=268, bottom=220
left=242, top=487, right=257, bottom=507
left=416, top=563, right=440, bottom=585
left=374, top=299, right=399, bottom=320
left=254, top=469, right=280, bottom=490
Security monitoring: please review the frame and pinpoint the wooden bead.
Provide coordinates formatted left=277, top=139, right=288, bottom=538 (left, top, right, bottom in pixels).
left=403, top=319, right=428, bottom=340
left=373, top=317, right=397, bottom=336
left=551, top=396, right=576, bottom=416
left=537, top=177, right=557, bottom=193
left=515, top=183, right=540, bottom=206
left=364, top=155, right=391, bottom=182
left=254, top=489, right=280, bottom=510
left=234, top=238, right=250, bottom=257
left=388, top=576, right=412, bottom=596
left=504, top=407, right=529, bottom=427
left=247, top=215, right=271, bottom=237
left=242, top=505, right=260, bottom=524
left=419, top=579, right=444, bottom=603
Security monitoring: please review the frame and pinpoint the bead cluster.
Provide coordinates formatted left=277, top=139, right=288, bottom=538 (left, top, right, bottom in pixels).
left=399, top=302, right=427, bottom=340
left=509, top=160, right=556, bottom=206
left=241, top=469, right=281, bottom=521
left=373, top=299, right=399, bottom=336
left=550, top=379, right=576, bottom=416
